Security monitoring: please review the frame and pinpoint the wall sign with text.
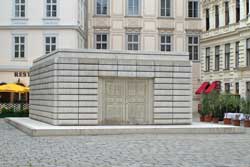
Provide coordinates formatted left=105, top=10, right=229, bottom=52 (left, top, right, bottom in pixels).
left=14, top=72, right=30, bottom=77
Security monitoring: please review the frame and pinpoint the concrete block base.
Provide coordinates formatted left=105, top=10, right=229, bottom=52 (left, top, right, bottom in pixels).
left=6, top=118, right=245, bottom=137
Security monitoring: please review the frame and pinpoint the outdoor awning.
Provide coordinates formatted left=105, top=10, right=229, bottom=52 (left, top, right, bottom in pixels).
left=195, top=82, right=210, bottom=94
left=0, top=83, right=29, bottom=93
left=205, top=81, right=218, bottom=94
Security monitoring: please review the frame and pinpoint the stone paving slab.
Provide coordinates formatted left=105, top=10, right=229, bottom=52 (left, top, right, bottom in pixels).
left=1, top=119, right=250, bottom=167
left=5, top=118, right=245, bottom=137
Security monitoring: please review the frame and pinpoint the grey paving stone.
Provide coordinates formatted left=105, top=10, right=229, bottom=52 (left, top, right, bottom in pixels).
left=1, top=119, right=250, bottom=167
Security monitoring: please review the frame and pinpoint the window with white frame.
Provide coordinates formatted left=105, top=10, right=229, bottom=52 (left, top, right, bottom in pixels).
left=160, top=0, right=171, bottom=17
left=14, top=0, right=26, bottom=18
left=127, top=0, right=139, bottom=16
left=215, top=46, right=220, bottom=71
left=235, top=42, right=240, bottom=68
left=225, top=43, right=230, bottom=70
left=96, top=0, right=108, bottom=15
left=225, top=1, right=229, bottom=25
left=188, top=36, right=199, bottom=60
left=14, top=35, right=25, bottom=59
left=215, top=5, right=219, bottom=28
left=127, top=33, right=140, bottom=50
left=46, top=0, right=57, bottom=17
left=45, top=36, right=57, bottom=54
left=205, top=47, right=210, bottom=71
left=247, top=39, right=250, bottom=66
left=188, top=0, right=199, bottom=18
left=160, top=34, right=171, bottom=52
left=236, top=0, right=240, bottom=23
left=95, top=33, right=108, bottom=49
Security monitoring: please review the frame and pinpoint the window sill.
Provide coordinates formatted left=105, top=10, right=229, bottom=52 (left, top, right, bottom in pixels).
left=223, top=69, right=230, bottom=71
left=11, top=58, right=28, bottom=62
left=157, top=16, right=174, bottom=20
left=185, top=17, right=202, bottom=21
left=11, top=17, right=29, bottom=21
left=93, top=15, right=110, bottom=18
left=43, top=17, right=60, bottom=20
left=11, top=18, right=28, bottom=24
left=125, top=15, right=143, bottom=18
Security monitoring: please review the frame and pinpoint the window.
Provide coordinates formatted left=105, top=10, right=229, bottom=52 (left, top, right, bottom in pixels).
left=46, top=0, right=57, bottom=17
left=235, top=82, right=239, bottom=94
left=215, top=5, right=219, bottom=28
left=14, top=0, right=25, bottom=18
left=188, top=36, right=199, bottom=60
left=160, top=35, right=172, bottom=52
left=247, top=0, right=249, bottom=17
left=45, top=36, right=56, bottom=54
left=95, top=33, right=108, bottom=49
left=161, top=0, right=171, bottom=17
left=247, top=82, right=250, bottom=97
left=188, top=0, right=199, bottom=18
left=127, top=0, right=139, bottom=16
left=127, top=33, right=139, bottom=50
left=225, top=44, right=230, bottom=70
left=206, top=9, right=210, bottom=31
left=96, top=0, right=108, bottom=15
left=14, top=35, right=25, bottom=59
left=225, top=83, right=230, bottom=93
left=205, top=47, right=210, bottom=71
left=235, top=42, right=240, bottom=68
left=236, top=0, right=240, bottom=23
left=215, top=46, right=220, bottom=71
left=225, top=1, right=229, bottom=25
left=247, top=39, right=250, bottom=66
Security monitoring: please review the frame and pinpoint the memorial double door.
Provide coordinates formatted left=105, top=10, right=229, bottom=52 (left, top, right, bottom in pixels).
left=102, top=78, right=152, bottom=125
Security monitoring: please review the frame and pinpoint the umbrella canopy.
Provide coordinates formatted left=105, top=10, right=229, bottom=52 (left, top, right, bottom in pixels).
left=0, top=83, right=29, bottom=93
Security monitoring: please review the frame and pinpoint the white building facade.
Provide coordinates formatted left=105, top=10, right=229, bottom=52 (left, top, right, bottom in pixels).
left=0, top=0, right=87, bottom=86
left=88, top=0, right=203, bottom=112
left=201, top=0, right=250, bottom=97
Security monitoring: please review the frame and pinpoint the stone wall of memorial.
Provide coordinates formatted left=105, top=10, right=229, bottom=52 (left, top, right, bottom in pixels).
left=30, top=49, right=192, bottom=126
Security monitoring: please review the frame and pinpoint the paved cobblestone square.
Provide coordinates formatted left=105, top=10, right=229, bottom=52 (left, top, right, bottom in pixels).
left=1, top=119, right=250, bottom=167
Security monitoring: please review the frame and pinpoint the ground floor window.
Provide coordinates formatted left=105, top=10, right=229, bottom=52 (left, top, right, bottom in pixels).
left=127, top=33, right=140, bottom=51
left=247, top=82, right=250, bottom=97
left=235, top=82, right=239, bottom=94
left=225, top=83, right=230, bottom=93
left=95, top=33, right=108, bottom=49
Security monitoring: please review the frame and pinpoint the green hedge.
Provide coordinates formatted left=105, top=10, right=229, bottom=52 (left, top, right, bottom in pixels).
left=0, top=107, right=29, bottom=118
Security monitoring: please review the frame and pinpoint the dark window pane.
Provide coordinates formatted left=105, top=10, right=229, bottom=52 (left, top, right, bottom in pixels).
left=188, top=37, right=192, bottom=44
left=133, top=35, right=138, bottom=42
left=52, top=37, right=56, bottom=43
left=194, top=37, right=198, bottom=44
left=20, top=51, right=25, bottom=58
left=96, top=35, right=101, bottom=41
left=20, top=37, right=24, bottom=43
left=15, top=52, right=19, bottom=58
left=102, top=35, right=107, bottom=42
left=134, top=44, right=138, bottom=50
left=128, top=44, right=133, bottom=50
left=161, top=36, right=165, bottom=43
left=46, top=37, right=50, bottom=43
left=15, top=37, right=19, bottom=43
left=51, top=45, right=56, bottom=51
left=96, top=44, right=101, bottom=49
left=102, top=44, right=107, bottom=49
left=128, top=35, right=132, bottom=42
left=161, top=45, right=165, bottom=51
left=166, top=45, right=171, bottom=51
left=46, top=45, right=50, bottom=52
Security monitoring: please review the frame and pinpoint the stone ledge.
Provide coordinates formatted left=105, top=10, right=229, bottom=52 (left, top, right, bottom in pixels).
left=5, top=118, right=246, bottom=137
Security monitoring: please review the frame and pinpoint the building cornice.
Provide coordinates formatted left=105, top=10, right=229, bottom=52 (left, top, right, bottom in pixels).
left=201, top=26, right=250, bottom=43
left=0, top=65, right=30, bottom=72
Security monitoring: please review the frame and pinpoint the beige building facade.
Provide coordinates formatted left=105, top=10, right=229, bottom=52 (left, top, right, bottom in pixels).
left=0, top=0, right=87, bottom=86
left=201, top=0, right=250, bottom=97
left=88, top=0, right=203, bottom=112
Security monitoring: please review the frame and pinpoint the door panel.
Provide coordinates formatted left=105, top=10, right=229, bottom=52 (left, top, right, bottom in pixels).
left=103, top=79, right=125, bottom=125
left=102, top=78, right=151, bottom=125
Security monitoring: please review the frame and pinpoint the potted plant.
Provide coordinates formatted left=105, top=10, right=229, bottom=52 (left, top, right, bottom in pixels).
left=232, top=113, right=241, bottom=126
left=201, top=93, right=211, bottom=122
left=209, top=90, right=220, bottom=123
left=241, top=97, right=250, bottom=127
left=221, top=94, right=232, bottom=124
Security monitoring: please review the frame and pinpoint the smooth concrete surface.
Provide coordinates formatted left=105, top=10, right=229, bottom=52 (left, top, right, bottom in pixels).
left=5, top=118, right=246, bottom=137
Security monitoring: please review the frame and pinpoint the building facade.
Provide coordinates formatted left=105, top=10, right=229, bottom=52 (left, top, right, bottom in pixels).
left=88, top=0, right=203, bottom=112
left=201, top=0, right=250, bottom=97
left=0, top=0, right=87, bottom=86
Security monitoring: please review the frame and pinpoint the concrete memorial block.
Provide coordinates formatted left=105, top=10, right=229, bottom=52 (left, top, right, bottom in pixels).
left=30, top=49, right=192, bottom=126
